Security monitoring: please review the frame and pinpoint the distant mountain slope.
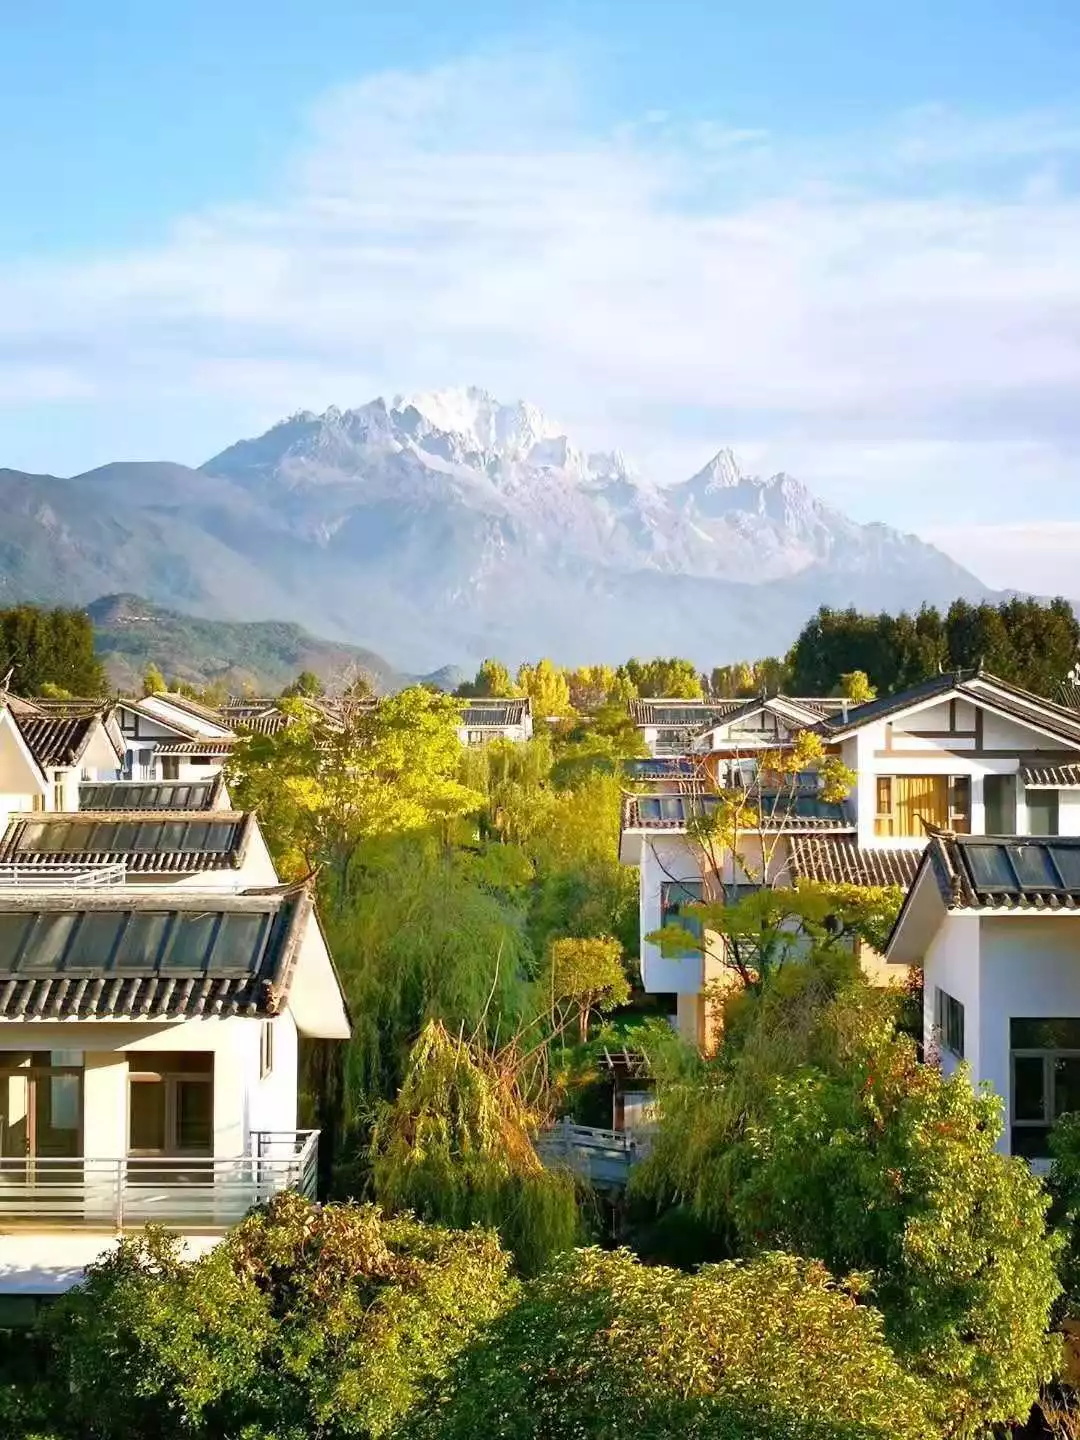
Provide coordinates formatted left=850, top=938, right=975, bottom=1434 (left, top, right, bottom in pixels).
left=0, top=388, right=996, bottom=667
left=88, top=594, right=445, bottom=695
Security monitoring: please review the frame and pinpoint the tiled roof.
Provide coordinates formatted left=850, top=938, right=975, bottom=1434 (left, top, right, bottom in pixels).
left=623, top=757, right=700, bottom=781
left=623, top=791, right=853, bottom=832
left=787, top=835, right=923, bottom=889
left=13, top=713, right=101, bottom=769
left=816, top=670, right=1080, bottom=747
left=628, top=699, right=742, bottom=727
left=1022, top=763, right=1080, bottom=788
left=154, top=738, right=235, bottom=756
left=79, top=779, right=228, bottom=811
left=460, top=699, right=530, bottom=727
left=922, top=834, right=1080, bottom=911
left=0, top=885, right=312, bottom=1021
left=0, top=811, right=253, bottom=874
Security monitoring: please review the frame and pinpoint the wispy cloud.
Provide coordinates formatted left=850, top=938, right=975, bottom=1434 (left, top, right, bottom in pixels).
left=1, top=48, right=1079, bottom=551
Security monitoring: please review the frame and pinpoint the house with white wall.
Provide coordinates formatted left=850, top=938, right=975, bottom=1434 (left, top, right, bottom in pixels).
left=620, top=671, right=1080, bottom=1049
left=0, top=703, right=123, bottom=839
left=886, top=832, right=1080, bottom=1164
left=0, top=809, right=278, bottom=890
left=456, top=698, right=532, bottom=746
left=0, top=880, right=349, bottom=1299
left=115, top=695, right=235, bottom=781
left=630, top=695, right=845, bottom=758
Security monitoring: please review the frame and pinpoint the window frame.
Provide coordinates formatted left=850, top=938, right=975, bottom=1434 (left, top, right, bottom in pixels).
left=934, top=986, right=965, bottom=1058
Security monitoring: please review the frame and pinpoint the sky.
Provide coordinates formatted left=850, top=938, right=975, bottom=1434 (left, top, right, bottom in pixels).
left=2, top=0, right=1080, bottom=593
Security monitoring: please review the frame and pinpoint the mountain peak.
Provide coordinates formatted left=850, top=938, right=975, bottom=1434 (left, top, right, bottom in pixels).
left=391, top=386, right=565, bottom=463
left=695, top=447, right=743, bottom=489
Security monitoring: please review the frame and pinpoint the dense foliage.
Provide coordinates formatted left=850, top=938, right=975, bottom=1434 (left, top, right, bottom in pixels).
left=417, top=1247, right=934, bottom=1440
left=788, top=596, right=1080, bottom=698
left=0, top=604, right=105, bottom=695
left=634, top=965, right=1063, bottom=1434
left=372, top=1021, right=581, bottom=1275
left=39, top=1194, right=512, bottom=1440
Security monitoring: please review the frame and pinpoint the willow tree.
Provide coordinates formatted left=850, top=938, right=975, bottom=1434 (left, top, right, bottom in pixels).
left=372, top=1021, right=581, bottom=1276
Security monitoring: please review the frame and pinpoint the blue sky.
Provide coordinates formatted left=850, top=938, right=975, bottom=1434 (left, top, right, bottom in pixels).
left=2, top=0, right=1080, bottom=589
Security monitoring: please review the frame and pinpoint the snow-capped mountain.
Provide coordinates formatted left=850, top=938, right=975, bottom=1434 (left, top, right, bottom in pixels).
left=0, top=388, right=993, bottom=670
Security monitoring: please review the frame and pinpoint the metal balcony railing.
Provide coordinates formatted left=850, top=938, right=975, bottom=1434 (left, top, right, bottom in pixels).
left=0, top=861, right=128, bottom=888
left=0, top=1129, right=318, bottom=1230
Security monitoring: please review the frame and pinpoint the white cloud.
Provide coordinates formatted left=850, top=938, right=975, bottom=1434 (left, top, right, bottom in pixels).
left=1, top=47, right=1080, bottom=566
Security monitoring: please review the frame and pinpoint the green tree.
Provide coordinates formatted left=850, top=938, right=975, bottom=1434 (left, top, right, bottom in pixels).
left=281, top=667, right=324, bottom=698
left=42, top=1194, right=513, bottom=1440
left=546, top=935, right=630, bottom=1042
left=564, top=664, right=617, bottom=711
left=839, top=669, right=876, bottom=703
left=141, top=663, right=167, bottom=695
left=618, top=657, right=702, bottom=698
left=456, top=658, right=521, bottom=698
left=418, top=1248, right=933, bottom=1440
left=227, top=687, right=481, bottom=883
left=634, top=972, right=1062, bottom=1434
left=516, top=658, right=573, bottom=717
left=372, top=1020, right=580, bottom=1276
left=0, top=605, right=106, bottom=696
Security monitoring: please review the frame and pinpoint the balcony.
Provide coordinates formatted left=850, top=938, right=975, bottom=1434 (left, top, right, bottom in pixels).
left=0, top=1130, right=318, bottom=1231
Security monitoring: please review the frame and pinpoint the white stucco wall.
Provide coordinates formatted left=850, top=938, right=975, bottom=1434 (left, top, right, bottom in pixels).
left=978, top=915, right=1080, bottom=1151
left=922, top=912, right=982, bottom=1079
left=0, top=1014, right=299, bottom=1160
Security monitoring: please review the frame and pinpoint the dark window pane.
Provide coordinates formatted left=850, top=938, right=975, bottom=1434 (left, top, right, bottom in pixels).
left=112, top=823, right=139, bottom=851
left=161, top=913, right=218, bottom=970
left=22, top=913, right=79, bottom=972
left=36, top=824, right=70, bottom=854
left=209, top=913, right=268, bottom=972
left=1010, top=844, right=1060, bottom=888
left=1056, top=1057, right=1080, bottom=1119
left=129, top=1081, right=166, bottom=1151
left=660, top=881, right=704, bottom=957
left=130, top=824, right=163, bottom=852
left=114, top=912, right=172, bottom=970
left=176, top=1081, right=213, bottom=1152
left=984, top=774, right=1017, bottom=835
left=1011, top=1125, right=1051, bottom=1159
left=1028, top=790, right=1060, bottom=838
left=0, top=914, right=31, bottom=971
left=1012, top=1018, right=1080, bottom=1049
left=964, top=844, right=1016, bottom=889
left=1013, top=1056, right=1046, bottom=1121
left=638, top=799, right=660, bottom=821
left=204, top=824, right=234, bottom=850
left=158, top=822, right=187, bottom=850
left=18, top=824, right=48, bottom=850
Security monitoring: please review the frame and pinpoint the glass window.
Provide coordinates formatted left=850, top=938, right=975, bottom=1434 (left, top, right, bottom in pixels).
left=176, top=1080, right=213, bottom=1152
left=128, top=1080, right=167, bottom=1151
left=260, top=1020, right=274, bottom=1079
left=948, top=776, right=972, bottom=833
left=1028, top=789, right=1060, bottom=838
left=935, top=987, right=964, bottom=1057
left=1056, top=1057, right=1080, bottom=1119
left=1012, top=1056, right=1046, bottom=1121
left=114, top=912, right=172, bottom=970
left=160, top=912, right=219, bottom=970
left=158, top=822, right=188, bottom=850
left=130, top=823, right=163, bottom=852
left=36, top=823, right=70, bottom=854
left=659, top=881, right=705, bottom=957
left=18, top=823, right=48, bottom=850
left=209, top=913, right=269, bottom=972
left=204, top=824, right=235, bottom=850
left=983, top=774, right=1017, bottom=835
left=21, top=913, right=79, bottom=972
left=1013, top=1018, right=1080, bottom=1049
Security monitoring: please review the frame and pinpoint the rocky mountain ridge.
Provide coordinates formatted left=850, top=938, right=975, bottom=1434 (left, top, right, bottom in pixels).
left=0, top=387, right=993, bottom=669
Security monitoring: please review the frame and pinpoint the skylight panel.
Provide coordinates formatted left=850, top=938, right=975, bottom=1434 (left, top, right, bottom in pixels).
left=209, top=912, right=270, bottom=972
left=1049, top=845, right=1080, bottom=889
left=0, top=913, right=34, bottom=972
left=113, top=911, right=172, bottom=970
left=1009, top=843, right=1064, bottom=889
left=160, top=912, right=219, bottom=970
left=964, top=843, right=1018, bottom=890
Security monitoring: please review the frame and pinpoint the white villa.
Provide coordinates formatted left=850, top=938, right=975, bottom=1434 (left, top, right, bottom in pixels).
left=456, top=698, right=533, bottom=746
left=887, top=832, right=1080, bottom=1164
left=621, top=671, right=1080, bottom=1048
left=115, top=693, right=236, bottom=781
left=0, top=700, right=124, bottom=838
left=0, top=706, right=350, bottom=1305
